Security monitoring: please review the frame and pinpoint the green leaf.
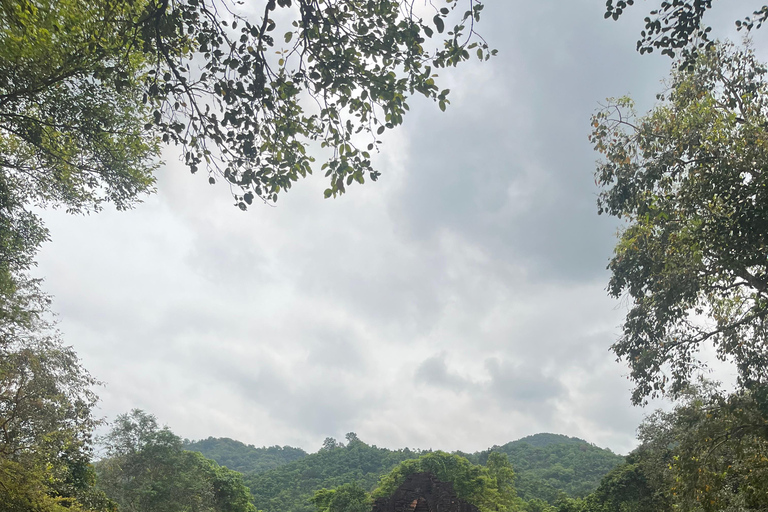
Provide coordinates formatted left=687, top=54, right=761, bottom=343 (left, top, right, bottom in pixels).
left=434, top=15, right=445, bottom=33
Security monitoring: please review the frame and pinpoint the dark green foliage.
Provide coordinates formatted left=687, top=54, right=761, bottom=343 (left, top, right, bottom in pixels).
left=561, top=459, right=672, bottom=512
left=508, top=434, right=586, bottom=449
left=603, top=1, right=767, bottom=64
left=0, top=285, right=109, bottom=511
left=138, top=0, right=493, bottom=204
left=96, top=410, right=256, bottom=512
left=243, top=433, right=621, bottom=512
left=372, top=452, right=517, bottom=512
left=460, top=435, right=624, bottom=504
left=244, top=435, right=419, bottom=512
left=312, top=483, right=372, bottom=512
left=592, top=43, right=768, bottom=404
left=563, top=383, right=768, bottom=511
left=636, top=384, right=768, bottom=511
left=522, top=498, right=555, bottom=512
left=184, top=437, right=307, bottom=474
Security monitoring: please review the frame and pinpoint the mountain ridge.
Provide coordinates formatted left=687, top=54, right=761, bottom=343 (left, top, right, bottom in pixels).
left=186, top=432, right=624, bottom=510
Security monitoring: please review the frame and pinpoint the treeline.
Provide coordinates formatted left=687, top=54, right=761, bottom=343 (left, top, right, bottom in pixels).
left=188, top=431, right=623, bottom=512
left=460, top=434, right=625, bottom=503
left=242, top=435, right=422, bottom=512
left=184, top=437, right=308, bottom=474
left=554, top=383, right=768, bottom=512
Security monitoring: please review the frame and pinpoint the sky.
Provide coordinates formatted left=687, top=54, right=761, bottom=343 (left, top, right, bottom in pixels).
left=35, top=1, right=763, bottom=456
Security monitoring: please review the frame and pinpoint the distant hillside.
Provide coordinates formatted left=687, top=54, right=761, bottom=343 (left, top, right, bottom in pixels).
left=512, top=432, right=587, bottom=448
left=184, top=437, right=307, bottom=474
left=193, top=432, right=624, bottom=510
left=243, top=437, right=420, bottom=512
left=461, top=433, right=625, bottom=504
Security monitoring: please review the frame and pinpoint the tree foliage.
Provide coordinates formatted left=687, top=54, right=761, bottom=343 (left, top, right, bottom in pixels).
left=637, top=383, right=768, bottom=511
left=244, top=434, right=419, bottom=512
left=0, top=0, right=492, bottom=331
left=184, top=436, right=307, bottom=474
left=459, top=434, right=624, bottom=505
left=566, top=382, right=768, bottom=512
left=558, top=454, right=672, bottom=512
left=311, top=482, right=371, bottom=512
left=372, top=451, right=518, bottom=512
left=0, top=285, right=108, bottom=511
left=591, top=42, right=768, bottom=404
left=604, top=1, right=767, bottom=64
left=96, top=409, right=256, bottom=512
left=1, top=0, right=492, bottom=219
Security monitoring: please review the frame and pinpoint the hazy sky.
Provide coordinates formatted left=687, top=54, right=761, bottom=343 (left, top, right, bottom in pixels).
left=36, top=1, right=761, bottom=455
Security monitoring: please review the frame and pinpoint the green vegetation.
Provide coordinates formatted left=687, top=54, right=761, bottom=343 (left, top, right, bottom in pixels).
left=237, top=432, right=622, bottom=512
left=96, top=410, right=256, bottom=512
left=5, top=3, right=768, bottom=511
left=588, top=39, right=768, bottom=512
left=0, top=0, right=492, bottom=315
left=311, top=483, right=372, bottom=512
left=457, top=434, right=624, bottom=505
left=0, top=282, right=109, bottom=512
left=556, top=384, right=768, bottom=512
left=243, top=434, right=420, bottom=512
left=592, top=42, right=768, bottom=405
left=604, top=1, right=767, bottom=64
left=0, top=2, right=490, bottom=507
left=373, top=452, right=517, bottom=512
left=184, top=437, right=307, bottom=474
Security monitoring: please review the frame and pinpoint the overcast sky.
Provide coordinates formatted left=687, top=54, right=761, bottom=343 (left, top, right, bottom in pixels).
left=35, top=1, right=763, bottom=456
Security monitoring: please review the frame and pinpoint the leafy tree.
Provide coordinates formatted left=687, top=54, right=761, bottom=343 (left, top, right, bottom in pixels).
left=372, top=451, right=518, bottom=512
left=604, top=1, right=767, bottom=64
left=321, top=437, right=345, bottom=451
left=0, top=0, right=160, bottom=330
left=131, top=0, right=492, bottom=205
left=565, top=456, right=672, bottom=512
left=636, top=382, right=768, bottom=512
left=0, top=0, right=493, bottom=331
left=0, top=0, right=492, bottom=264
left=521, top=498, right=554, bottom=512
left=96, top=409, right=256, bottom=512
left=311, top=482, right=371, bottom=512
left=0, top=288, right=109, bottom=511
left=460, top=434, right=624, bottom=504
left=591, top=42, right=768, bottom=404
left=244, top=434, right=418, bottom=512
left=184, top=437, right=307, bottom=474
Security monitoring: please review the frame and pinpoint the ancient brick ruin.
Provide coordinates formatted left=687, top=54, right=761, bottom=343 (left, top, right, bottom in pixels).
left=371, top=472, right=479, bottom=512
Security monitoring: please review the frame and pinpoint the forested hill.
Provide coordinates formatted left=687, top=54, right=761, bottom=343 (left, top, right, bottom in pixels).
left=243, top=437, right=420, bottom=512
left=183, top=437, right=308, bottom=474
left=459, top=433, right=625, bottom=503
left=511, top=433, right=587, bottom=447
left=188, top=432, right=624, bottom=512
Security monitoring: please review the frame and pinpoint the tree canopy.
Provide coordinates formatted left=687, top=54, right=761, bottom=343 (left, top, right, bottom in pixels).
left=96, top=409, right=256, bottom=512
left=604, top=1, right=767, bottom=63
left=0, top=282, right=107, bottom=511
left=184, top=436, right=307, bottom=474
left=0, top=0, right=493, bottom=333
left=591, top=42, right=768, bottom=404
left=243, top=434, right=419, bottom=512
left=557, top=381, right=768, bottom=512
left=372, top=452, right=517, bottom=512
left=0, top=0, right=492, bottom=224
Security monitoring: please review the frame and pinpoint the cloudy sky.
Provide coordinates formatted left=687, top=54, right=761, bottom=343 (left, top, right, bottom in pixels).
left=35, top=1, right=762, bottom=456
